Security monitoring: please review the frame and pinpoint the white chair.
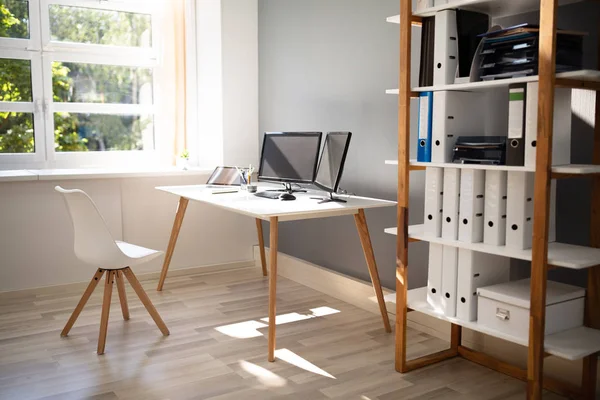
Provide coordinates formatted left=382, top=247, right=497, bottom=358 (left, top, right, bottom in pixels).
left=55, top=186, right=169, bottom=355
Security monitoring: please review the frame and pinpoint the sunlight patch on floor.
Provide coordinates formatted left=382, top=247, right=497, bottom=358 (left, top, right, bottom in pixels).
left=239, top=360, right=287, bottom=387
left=216, top=306, right=340, bottom=339
left=260, top=306, right=340, bottom=324
left=275, top=348, right=336, bottom=379
left=215, top=320, right=268, bottom=339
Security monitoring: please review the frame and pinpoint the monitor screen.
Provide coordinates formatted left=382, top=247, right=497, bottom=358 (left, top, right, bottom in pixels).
left=259, top=132, right=322, bottom=183
left=315, top=132, right=352, bottom=192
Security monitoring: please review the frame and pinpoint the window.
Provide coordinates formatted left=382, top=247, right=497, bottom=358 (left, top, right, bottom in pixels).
left=0, top=0, right=161, bottom=168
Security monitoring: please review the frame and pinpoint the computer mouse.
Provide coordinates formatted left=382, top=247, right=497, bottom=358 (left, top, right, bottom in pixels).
left=279, top=192, right=296, bottom=201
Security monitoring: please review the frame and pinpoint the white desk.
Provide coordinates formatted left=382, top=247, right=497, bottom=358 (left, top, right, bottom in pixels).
left=155, top=184, right=396, bottom=361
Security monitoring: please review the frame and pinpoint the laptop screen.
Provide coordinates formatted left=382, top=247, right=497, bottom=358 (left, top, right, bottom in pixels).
left=206, top=166, right=242, bottom=186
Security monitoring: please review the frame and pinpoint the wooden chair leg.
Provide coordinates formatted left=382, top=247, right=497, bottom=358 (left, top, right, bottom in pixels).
left=61, top=269, right=105, bottom=337
left=122, top=267, right=170, bottom=336
left=97, top=271, right=115, bottom=355
left=115, top=270, right=130, bottom=320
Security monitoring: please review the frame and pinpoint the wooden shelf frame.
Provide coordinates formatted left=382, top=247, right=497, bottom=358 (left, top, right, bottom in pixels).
left=392, top=1, right=600, bottom=399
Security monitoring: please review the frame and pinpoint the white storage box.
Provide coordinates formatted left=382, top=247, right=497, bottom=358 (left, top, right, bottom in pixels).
left=477, top=279, right=585, bottom=340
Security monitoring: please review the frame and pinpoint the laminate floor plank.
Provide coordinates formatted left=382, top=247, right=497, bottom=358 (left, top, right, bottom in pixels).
left=0, top=267, right=567, bottom=400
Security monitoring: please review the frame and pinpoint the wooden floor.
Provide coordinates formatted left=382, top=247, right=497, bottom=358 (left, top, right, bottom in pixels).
left=0, top=267, right=567, bottom=400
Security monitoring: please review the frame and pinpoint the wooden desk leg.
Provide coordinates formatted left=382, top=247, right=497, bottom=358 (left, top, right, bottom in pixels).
left=354, top=209, right=392, bottom=333
left=268, top=216, right=279, bottom=362
left=157, top=197, right=189, bottom=291
left=256, top=218, right=268, bottom=276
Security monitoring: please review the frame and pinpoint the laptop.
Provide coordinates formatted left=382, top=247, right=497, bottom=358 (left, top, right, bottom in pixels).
left=205, top=166, right=243, bottom=193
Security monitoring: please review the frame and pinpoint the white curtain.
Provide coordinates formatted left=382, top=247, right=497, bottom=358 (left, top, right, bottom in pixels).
left=154, top=0, right=188, bottom=165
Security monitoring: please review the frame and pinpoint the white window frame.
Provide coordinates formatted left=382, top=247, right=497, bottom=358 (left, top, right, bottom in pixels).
left=0, top=0, right=41, bottom=51
left=1, top=0, right=163, bottom=169
left=0, top=0, right=45, bottom=167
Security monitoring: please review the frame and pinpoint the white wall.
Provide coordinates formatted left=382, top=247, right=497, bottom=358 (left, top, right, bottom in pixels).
left=195, top=0, right=259, bottom=169
left=222, top=0, right=259, bottom=168
left=0, top=174, right=256, bottom=292
left=195, top=0, right=225, bottom=168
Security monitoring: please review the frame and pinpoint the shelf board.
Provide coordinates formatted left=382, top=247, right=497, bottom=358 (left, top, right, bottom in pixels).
left=385, top=160, right=600, bottom=176
left=551, top=164, right=600, bottom=176
left=386, top=15, right=400, bottom=24
left=384, top=224, right=600, bottom=270
left=386, top=0, right=583, bottom=20
left=384, top=287, right=600, bottom=361
left=385, top=70, right=600, bottom=94
left=386, top=160, right=534, bottom=172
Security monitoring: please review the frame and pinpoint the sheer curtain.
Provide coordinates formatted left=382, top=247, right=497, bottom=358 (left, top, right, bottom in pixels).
left=155, top=0, right=188, bottom=165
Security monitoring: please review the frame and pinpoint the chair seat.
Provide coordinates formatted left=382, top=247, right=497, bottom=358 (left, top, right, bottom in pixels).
left=115, top=241, right=163, bottom=266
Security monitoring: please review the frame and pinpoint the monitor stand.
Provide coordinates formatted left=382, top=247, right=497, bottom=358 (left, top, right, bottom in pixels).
left=310, top=192, right=347, bottom=204
left=267, top=182, right=307, bottom=193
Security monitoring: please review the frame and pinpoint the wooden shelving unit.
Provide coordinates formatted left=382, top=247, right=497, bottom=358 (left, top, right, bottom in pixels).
left=389, top=1, right=600, bottom=399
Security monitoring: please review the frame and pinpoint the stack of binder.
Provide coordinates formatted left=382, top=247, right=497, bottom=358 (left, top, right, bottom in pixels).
left=431, top=91, right=485, bottom=163
left=421, top=165, right=560, bottom=319
left=426, top=243, right=510, bottom=319
left=419, top=17, right=435, bottom=87
left=417, top=92, right=434, bottom=162
left=418, top=10, right=488, bottom=87
left=476, top=24, right=584, bottom=82
left=506, top=82, right=572, bottom=167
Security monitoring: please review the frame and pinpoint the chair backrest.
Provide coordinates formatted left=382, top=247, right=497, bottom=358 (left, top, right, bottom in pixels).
left=55, top=186, right=124, bottom=268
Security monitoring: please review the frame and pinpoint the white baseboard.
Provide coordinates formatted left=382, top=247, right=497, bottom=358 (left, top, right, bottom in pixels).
left=0, top=260, right=255, bottom=297
left=254, top=246, right=599, bottom=392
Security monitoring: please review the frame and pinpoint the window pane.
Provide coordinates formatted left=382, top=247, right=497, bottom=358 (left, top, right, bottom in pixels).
left=52, top=62, right=153, bottom=104
left=0, top=58, right=32, bottom=102
left=0, top=111, right=34, bottom=153
left=0, top=0, right=29, bottom=39
left=54, top=113, right=153, bottom=152
left=49, top=5, right=151, bottom=47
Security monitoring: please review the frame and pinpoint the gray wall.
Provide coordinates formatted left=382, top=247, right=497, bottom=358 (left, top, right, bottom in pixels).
left=258, top=0, right=599, bottom=290
left=258, top=0, right=427, bottom=290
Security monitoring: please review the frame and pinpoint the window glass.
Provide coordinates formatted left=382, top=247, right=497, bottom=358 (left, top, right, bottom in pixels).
left=0, top=58, right=32, bottom=102
left=0, top=0, right=30, bottom=39
left=52, top=62, right=153, bottom=104
left=0, top=57, right=34, bottom=153
left=0, top=112, right=34, bottom=153
left=54, top=112, right=153, bottom=152
left=49, top=5, right=152, bottom=47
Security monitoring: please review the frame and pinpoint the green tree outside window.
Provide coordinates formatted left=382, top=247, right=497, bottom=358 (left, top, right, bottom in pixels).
left=0, top=1, right=153, bottom=154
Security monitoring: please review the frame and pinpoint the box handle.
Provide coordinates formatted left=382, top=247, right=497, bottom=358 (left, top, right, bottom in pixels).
left=496, top=308, right=510, bottom=321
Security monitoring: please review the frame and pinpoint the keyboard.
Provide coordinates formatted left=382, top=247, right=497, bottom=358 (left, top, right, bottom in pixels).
left=254, top=191, right=281, bottom=200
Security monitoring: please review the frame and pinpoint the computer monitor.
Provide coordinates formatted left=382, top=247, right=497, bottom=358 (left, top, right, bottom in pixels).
left=258, top=132, right=322, bottom=191
left=312, top=132, right=352, bottom=203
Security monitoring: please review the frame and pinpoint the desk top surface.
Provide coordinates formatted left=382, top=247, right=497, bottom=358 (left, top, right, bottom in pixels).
left=156, top=184, right=396, bottom=221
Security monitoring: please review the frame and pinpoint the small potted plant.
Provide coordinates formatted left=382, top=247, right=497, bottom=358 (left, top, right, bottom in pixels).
left=178, top=149, right=190, bottom=170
